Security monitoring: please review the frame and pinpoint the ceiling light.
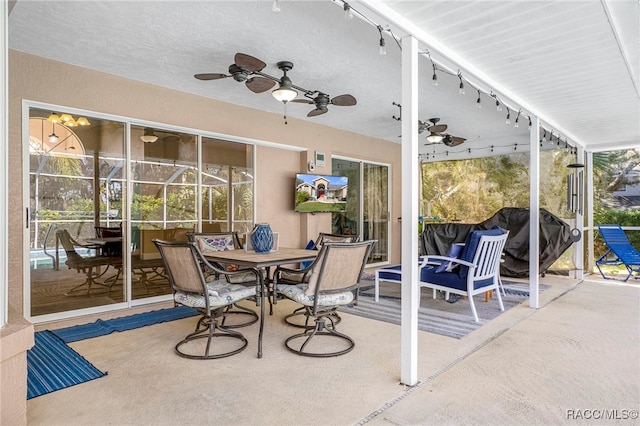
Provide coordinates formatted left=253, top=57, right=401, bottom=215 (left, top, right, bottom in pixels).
left=431, top=64, right=438, bottom=86
left=476, top=91, right=482, bottom=108
left=48, top=132, right=59, bottom=143
left=65, top=118, right=78, bottom=127
left=76, top=117, right=90, bottom=126
left=140, top=128, right=158, bottom=143
left=272, top=77, right=297, bottom=103
left=47, top=113, right=61, bottom=123
left=426, top=133, right=444, bottom=143
left=47, top=112, right=90, bottom=127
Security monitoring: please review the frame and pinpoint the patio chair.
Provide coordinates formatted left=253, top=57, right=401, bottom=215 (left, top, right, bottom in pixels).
left=275, top=240, right=375, bottom=357
left=56, top=229, right=114, bottom=296
left=419, top=229, right=509, bottom=322
left=187, top=231, right=259, bottom=327
left=277, top=232, right=359, bottom=327
left=153, top=239, right=259, bottom=359
left=596, top=224, right=640, bottom=282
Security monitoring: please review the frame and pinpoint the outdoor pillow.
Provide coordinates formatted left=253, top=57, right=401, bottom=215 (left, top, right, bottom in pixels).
left=196, top=235, right=236, bottom=253
left=458, top=226, right=505, bottom=279
left=300, top=239, right=317, bottom=269
left=435, top=243, right=464, bottom=273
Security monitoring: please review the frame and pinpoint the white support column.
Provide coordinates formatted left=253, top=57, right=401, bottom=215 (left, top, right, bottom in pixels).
left=529, top=117, right=540, bottom=309
left=400, top=35, right=419, bottom=386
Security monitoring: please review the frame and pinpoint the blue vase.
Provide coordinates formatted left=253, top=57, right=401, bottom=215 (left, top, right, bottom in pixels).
left=251, top=223, right=273, bottom=253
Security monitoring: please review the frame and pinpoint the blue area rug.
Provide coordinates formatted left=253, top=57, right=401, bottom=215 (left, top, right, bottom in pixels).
left=53, top=305, right=198, bottom=343
left=27, top=331, right=107, bottom=400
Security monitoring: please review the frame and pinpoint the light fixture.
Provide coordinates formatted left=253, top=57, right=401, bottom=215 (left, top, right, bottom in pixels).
left=514, top=109, right=521, bottom=128
left=426, top=133, right=444, bottom=143
left=431, top=64, right=438, bottom=86
left=377, top=25, right=387, bottom=55
left=344, top=2, right=354, bottom=20
left=140, top=128, right=158, bottom=143
left=272, top=76, right=297, bottom=103
left=505, top=108, right=511, bottom=125
left=476, top=90, right=482, bottom=108
left=528, top=116, right=532, bottom=129
left=458, top=73, right=465, bottom=95
left=47, top=112, right=90, bottom=127
left=48, top=132, right=59, bottom=143
left=496, top=99, right=502, bottom=112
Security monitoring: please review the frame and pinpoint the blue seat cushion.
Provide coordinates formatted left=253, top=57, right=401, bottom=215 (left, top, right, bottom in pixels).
left=377, top=264, right=402, bottom=282
left=459, top=227, right=505, bottom=279
left=421, top=266, right=493, bottom=291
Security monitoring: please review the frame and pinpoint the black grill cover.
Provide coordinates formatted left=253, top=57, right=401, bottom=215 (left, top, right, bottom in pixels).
left=421, top=207, right=573, bottom=277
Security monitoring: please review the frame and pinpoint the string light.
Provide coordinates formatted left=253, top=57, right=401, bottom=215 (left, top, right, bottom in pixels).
left=432, top=63, right=438, bottom=86
left=458, top=72, right=465, bottom=95
left=514, top=109, right=521, bottom=128
left=377, top=25, right=387, bottom=55
left=476, top=90, right=482, bottom=108
left=343, top=2, right=354, bottom=20
left=505, top=108, right=511, bottom=125
left=528, top=116, right=532, bottom=129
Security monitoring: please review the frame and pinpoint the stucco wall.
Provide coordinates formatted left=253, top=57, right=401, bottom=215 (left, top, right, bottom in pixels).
left=8, top=50, right=402, bottom=320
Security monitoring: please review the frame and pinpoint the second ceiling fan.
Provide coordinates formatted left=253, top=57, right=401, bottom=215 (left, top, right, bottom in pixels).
left=421, top=118, right=466, bottom=147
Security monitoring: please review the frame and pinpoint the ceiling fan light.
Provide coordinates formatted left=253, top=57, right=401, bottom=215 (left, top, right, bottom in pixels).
left=426, top=133, right=444, bottom=143
left=140, top=128, right=158, bottom=143
left=272, top=85, right=297, bottom=103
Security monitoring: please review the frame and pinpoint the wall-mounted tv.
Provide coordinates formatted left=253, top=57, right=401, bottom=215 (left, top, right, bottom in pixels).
left=294, top=173, right=348, bottom=213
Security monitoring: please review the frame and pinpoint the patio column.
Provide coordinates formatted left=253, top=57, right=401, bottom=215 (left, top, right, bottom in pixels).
left=529, top=117, right=540, bottom=308
left=400, top=35, right=419, bottom=386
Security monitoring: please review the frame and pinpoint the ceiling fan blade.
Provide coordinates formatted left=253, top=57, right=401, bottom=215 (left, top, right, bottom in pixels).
left=308, top=108, right=328, bottom=117
left=330, top=94, right=357, bottom=106
left=194, top=73, right=228, bottom=80
left=291, top=99, right=314, bottom=104
left=234, top=53, right=266, bottom=72
left=429, top=124, right=447, bottom=133
left=444, top=136, right=466, bottom=147
left=245, top=77, right=276, bottom=93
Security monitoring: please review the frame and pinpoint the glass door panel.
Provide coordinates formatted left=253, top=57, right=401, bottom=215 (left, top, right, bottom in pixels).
left=130, top=126, right=197, bottom=301
left=28, top=108, right=125, bottom=316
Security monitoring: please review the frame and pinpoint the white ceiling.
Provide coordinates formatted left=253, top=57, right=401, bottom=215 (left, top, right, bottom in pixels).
left=8, top=0, right=640, bottom=158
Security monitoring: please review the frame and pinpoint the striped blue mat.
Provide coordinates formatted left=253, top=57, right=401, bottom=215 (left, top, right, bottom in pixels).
left=27, top=331, right=107, bottom=399
left=53, top=306, right=198, bottom=343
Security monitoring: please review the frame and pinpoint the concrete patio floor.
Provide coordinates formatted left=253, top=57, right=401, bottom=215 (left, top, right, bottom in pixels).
left=29, top=275, right=640, bottom=425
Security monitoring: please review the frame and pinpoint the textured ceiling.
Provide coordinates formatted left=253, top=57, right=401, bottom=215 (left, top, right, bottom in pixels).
left=8, top=0, right=640, bottom=157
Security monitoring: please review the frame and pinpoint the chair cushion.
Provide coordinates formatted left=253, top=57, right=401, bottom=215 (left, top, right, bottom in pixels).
left=174, top=280, right=255, bottom=308
left=196, top=235, right=236, bottom=253
left=300, top=239, right=317, bottom=269
left=377, top=264, right=402, bottom=282
left=435, top=243, right=464, bottom=273
left=421, top=266, right=493, bottom=291
left=277, top=284, right=354, bottom=306
left=459, top=227, right=505, bottom=279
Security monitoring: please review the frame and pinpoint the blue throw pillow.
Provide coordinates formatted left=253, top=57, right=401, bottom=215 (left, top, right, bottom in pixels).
left=435, top=243, right=464, bottom=273
left=300, top=240, right=317, bottom=269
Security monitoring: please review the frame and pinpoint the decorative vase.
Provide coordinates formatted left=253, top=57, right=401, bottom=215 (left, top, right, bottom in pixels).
left=250, top=223, right=273, bottom=253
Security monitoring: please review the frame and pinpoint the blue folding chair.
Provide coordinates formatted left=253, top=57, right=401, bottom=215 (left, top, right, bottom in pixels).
left=596, top=225, right=640, bottom=282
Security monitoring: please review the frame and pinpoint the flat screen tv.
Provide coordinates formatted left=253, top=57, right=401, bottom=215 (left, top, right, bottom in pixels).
left=294, top=173, right=348, bottom=213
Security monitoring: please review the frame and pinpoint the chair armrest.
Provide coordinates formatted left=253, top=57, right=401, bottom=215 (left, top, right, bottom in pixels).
left=420, top=255, right=475, bottom=269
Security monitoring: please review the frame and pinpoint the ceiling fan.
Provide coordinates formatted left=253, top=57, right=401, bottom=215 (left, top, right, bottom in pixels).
left=194, top=53, right=356, bottom=118
left=421, top=118, right=466, bottom=147
left=291, top=92, right=357, bottom=117
left=194, top=53, right=276, bottom=94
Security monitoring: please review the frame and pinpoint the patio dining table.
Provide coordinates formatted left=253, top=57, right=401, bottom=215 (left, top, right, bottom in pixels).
left=203, top=247, right=318, bottom=358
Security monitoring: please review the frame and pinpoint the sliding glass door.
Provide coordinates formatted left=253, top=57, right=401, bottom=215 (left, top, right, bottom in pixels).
left=332, top=157, right=390, bottom=265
